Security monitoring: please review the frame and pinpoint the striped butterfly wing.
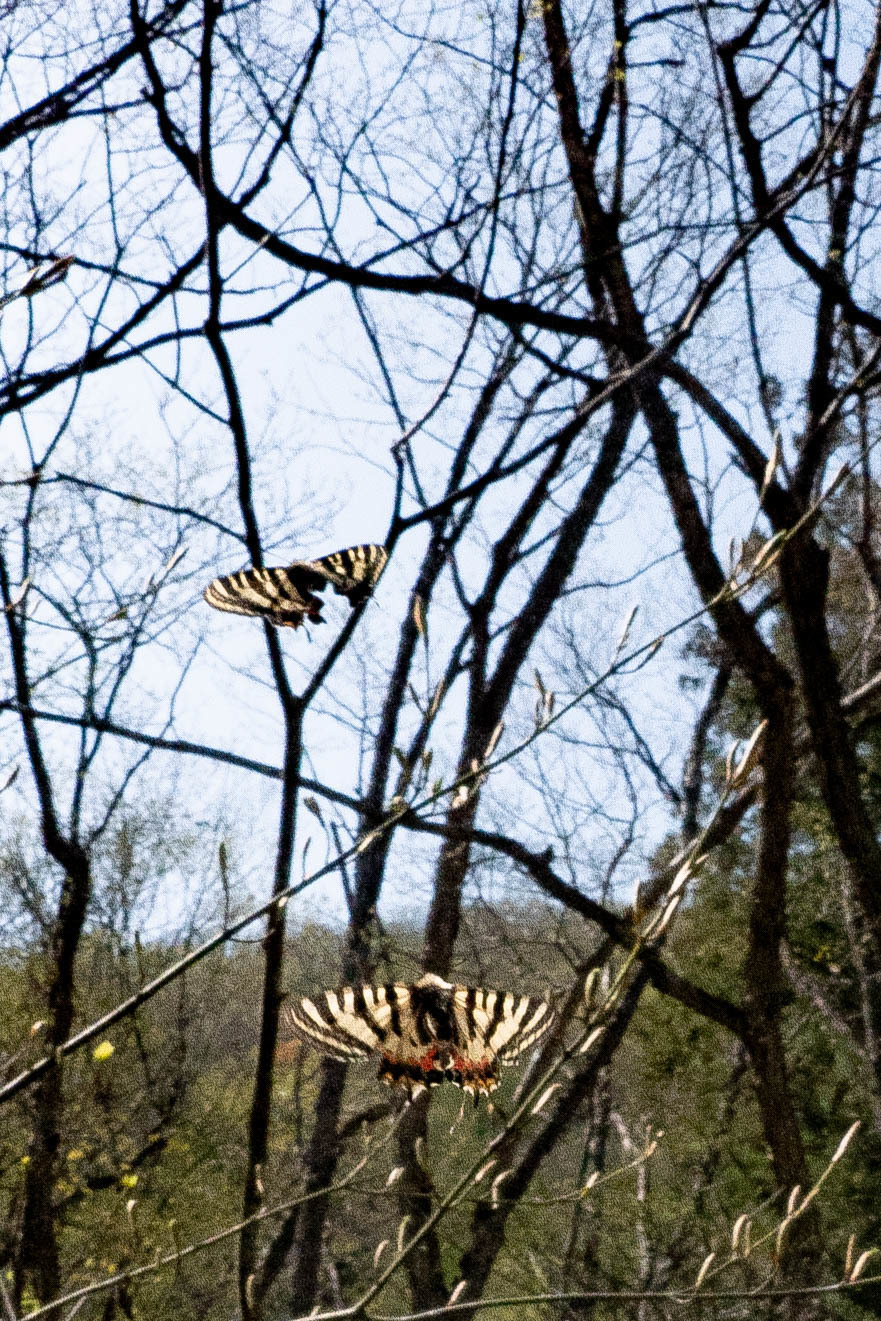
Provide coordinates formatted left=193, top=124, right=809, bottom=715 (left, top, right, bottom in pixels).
left=203, top=543, right=387, bottom=629
left=282, top=983, right=410, bottom=1062
left=306, top=544, right=388, bottom=605
left=203, top=565, right=325, bottom=629
left=452, top=986, right=556, bottom=1065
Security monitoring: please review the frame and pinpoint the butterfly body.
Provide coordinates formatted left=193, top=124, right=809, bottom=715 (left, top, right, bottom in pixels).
left=283, top=973, right=555, bottom=1099
left=204, top=543, right=387, bottom=629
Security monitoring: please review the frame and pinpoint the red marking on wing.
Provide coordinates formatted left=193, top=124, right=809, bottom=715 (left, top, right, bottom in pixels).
left=414, top=1044, right=441, bottom=1070
left=451, top=1053, right=496, bottom=1081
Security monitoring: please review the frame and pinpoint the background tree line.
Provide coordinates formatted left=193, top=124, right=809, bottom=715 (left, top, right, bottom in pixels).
left=1, top=0, right=881, bottom=1316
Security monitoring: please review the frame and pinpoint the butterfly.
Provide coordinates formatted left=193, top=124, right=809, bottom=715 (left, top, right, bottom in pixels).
left=282, top=972, right=555, bottom=1099
left=203, top=543, right=387, bottom=629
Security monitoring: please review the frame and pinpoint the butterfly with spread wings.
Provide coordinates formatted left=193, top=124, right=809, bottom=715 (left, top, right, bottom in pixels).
left=203, top=543, right=387, bottom=629
left=282, top=973, right=556, bottom=1099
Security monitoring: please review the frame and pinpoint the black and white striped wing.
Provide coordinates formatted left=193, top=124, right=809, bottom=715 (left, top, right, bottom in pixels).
left=282, top=983, right=409, bottom=1062
left=452, top=986, right=556, bottom=1064
left=203, top=565, right=324, bottom=628
left=203, top=543, right=387, bottom=629
left=307, top=544, right=388, bottom=604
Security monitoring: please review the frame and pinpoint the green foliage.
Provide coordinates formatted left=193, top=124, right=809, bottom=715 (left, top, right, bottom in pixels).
left=1, top=887, right=876, bottom=1318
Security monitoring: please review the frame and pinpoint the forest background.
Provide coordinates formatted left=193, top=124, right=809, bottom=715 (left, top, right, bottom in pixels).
left=1, top=0, right=881, bottom=1317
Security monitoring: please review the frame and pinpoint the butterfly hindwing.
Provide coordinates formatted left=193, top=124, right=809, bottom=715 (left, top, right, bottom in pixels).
left=203, top=543, right=387, bottom=628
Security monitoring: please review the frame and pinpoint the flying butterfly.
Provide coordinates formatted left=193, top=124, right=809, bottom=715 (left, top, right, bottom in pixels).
left=203, top=543, right=387, bottom=629
left=282, top=972, right=556, bottom=1100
